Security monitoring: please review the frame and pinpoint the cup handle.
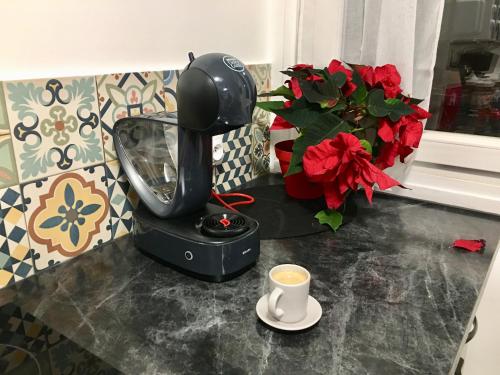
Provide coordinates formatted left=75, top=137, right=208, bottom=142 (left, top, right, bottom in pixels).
left=268, top=287, right=284, bottom=320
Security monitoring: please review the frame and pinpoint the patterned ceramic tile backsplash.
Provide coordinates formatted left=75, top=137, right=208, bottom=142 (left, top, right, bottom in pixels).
left=214, top=125, right=253, bottom=193
left=0, top=186, right=33, bottom=288
left=3, top=77, right=104, bottom=182
left=247, top=64, right=272, bottom=178
left=22, top=165, right=111, bottom=271
left=163, top=70, right=180, bottom=112
left=105, top=160, right=139, bottom=240
left=96, top=72, right=165, bottom=160
left=0, top=63, right=271, bottom=288
left=0, top=85, right=18, bottom=189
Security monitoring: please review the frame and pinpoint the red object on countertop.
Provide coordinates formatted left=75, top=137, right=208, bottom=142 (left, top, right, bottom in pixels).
left=452, top=239, right=486, bottom=252
left=275, top=140, right=323, bottom=200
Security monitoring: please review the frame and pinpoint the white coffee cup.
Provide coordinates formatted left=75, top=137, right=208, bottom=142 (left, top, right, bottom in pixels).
left=268, top=264, right=310, bottom=323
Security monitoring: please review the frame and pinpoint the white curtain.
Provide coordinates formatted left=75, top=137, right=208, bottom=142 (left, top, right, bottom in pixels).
left=341, top=0, right=445, bottom=105
left=297, top=0, right=345, bottom=67
left=341, top=0, right=445, bottom=182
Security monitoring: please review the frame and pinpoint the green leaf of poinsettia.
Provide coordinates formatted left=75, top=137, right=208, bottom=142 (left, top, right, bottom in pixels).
left=329, top=71, right=347, bottom=88
left=329, top=102, right=347, bottom=112
left=258, top=85, right=295, bottom=100
left=299, top=79, right=339, bottom=106
left=398, top=94, right=424, bottom=105
left=315, top=209, right=343, bottom=231
left=272, top=98, right=324, bottom=128
left=280, top=70, right=309, bottom=79
left=367, top=89, right=415, bottom=122
left=319, top=99, right=339, bottom=109
left=359, top=116, right=377, bottom=129
left=364, top=127, right=378, bottom=148
left=384, top=98, right=415, bottom=122
left=349, top=69, right=368, bottom=104
left=306, top=68, right=329, bottom=77
left=359, top=139, right=372, bottom=154
left=286, top=113, right=353, bottom=176
left=367, top=89, right=390, bottom=117
left=408, top=97, right=424, bottom=105
left=255, top=100, right=285, bottom=111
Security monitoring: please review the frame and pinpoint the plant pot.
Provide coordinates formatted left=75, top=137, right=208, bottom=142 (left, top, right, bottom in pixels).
left=275, top=140, right=324, bottom=200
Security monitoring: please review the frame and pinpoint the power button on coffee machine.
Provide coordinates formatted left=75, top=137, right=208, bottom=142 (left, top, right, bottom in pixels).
left=184, top=251, right=194, bottom=261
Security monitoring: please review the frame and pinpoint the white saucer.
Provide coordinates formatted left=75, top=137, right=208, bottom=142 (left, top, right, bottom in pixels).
left=256, top=294, right=322, bottom=331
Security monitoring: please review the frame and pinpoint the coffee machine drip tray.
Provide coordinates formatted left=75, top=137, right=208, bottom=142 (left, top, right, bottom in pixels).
left=133, top=203, right=260, bottom=282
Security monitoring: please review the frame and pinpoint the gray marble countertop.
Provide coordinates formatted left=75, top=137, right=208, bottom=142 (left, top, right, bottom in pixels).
left=0, top=189, right=499, bottom=375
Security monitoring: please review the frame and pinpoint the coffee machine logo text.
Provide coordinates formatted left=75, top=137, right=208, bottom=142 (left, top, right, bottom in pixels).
left=223, top=56, right=245, bottom=72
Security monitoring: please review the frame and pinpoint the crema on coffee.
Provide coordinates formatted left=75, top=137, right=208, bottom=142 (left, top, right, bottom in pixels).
left=272, top=270, right=307, bottom=285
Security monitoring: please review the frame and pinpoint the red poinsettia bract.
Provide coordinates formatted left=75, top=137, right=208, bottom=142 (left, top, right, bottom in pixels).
left=327, top=60, right=357, bottom=97
left=273, top=60, right=360, bottom=131
left=452, top=239, right=486, bottom=252
left=270, top=101, right=294, bottom=130
left=376, top=104, right=431, bottom=169
left=303, top=132, right=401, bottom=209
left=286, top=64, right=322, bottom=99
left=357, top=64, right=402, bottom=98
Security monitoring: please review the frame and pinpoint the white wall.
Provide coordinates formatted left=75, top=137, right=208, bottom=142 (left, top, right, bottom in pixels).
left=0, top=0, right=271, bottom=80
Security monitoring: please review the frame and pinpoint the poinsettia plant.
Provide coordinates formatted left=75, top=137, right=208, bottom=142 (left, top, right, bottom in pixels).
left=256, top=60, right=430, bottom=230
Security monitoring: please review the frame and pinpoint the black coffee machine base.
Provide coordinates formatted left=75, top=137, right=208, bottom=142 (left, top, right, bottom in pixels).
left=133, top=203, right=260, bottom=282
left=137, top=249, right=257, bottom=282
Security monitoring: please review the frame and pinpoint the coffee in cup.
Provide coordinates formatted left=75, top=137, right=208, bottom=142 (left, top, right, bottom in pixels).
left=268, top=264, right=310, bottom=323
left=272, top=270, right=308, bottom=285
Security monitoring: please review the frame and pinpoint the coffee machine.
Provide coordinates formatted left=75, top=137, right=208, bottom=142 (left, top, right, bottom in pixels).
left=113, top=53, right=260, bottom=282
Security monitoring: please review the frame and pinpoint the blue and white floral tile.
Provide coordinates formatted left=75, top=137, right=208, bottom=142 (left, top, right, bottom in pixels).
left=22, top=165, right=111, bottom=272
left=163, top=70, right=180, bottom=112
left=3, top=77, right=104, bottom=183
left=247, top=64, right=271, bottom=177
left=0, top=136, right=18, bottom=189
left=104, top=160, right=139, bottom=240
left=251, top=123, right=271, bottom=178
left=247, top=63, right=271, bottom=95
left=247, top=64, right=271, bottom=126
left=0, top=185, right=33, bottom=289
left=0, top=84, right=19, bottom=189
left=96, top=71, right=165, bottom=161
left=214, top=125, right=253, bottom=193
